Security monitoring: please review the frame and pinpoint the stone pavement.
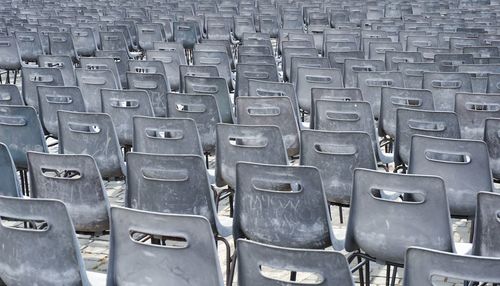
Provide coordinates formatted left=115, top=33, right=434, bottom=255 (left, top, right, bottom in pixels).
left=78, top=166, right=473, bottom=286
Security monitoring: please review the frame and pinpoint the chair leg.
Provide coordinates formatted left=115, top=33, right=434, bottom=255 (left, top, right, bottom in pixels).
left=228, top=191, right=234, bottom=218
left=386, top=265, right=391, bottom=286
left=216, top=236, right=232, bottom=285
left=365, top=260, right=370, bottom=286
left=390, top=266, right=397, bottom=286
left=357, top=256, right=365, bottom=286
left=228, top=250, right=238, bottom=286
left=290, top=271, right=297, bottom=281
left=13, top=70, right=17, bottom=84
left=339, top=206, right=344, bottom=224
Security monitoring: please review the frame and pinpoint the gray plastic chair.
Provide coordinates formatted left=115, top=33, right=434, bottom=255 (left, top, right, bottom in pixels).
left=133, top=116, right=203, bottom=156
left=385, top=51, right=422, bottom=71
left=237, top=239, right=354, bottom=286
left=233, top=161, right=343, bottom=251
left=179, top=65, right=219, bottom=93
left=76, top=68, right=119, bottom=113
left=0, top=143, right=22, bottom=197
left=99, top=31, right=129, bottom=53
left=22, top=66, right=64, bottom=112
left=0, top=196, right=105, bottom=285
left=37, top=86, right=86, bottom=137
left=236, top=96, right=300, bottom=157
left=0, top=36, right=22, bottom=83
left=0, top=84, right=23, bottom=106
left=58, top=111, right=125, bottom=179
left=184, top=76, right=233, bottom=124
left=327, top=51, right=364, bottom=71
left=71, top=27, right=97, bottom=57
left=80, top=57, right=122, bottom=89
left=455, top=92, right=500, bottom=140
left=344, top=59, right=385, bottom=88
left=434, top=53, right=474, bottom=72
left=193, top=50, right=232, bottom=89
left=356, top=71, right=404, bottom=120
left=471, top=192, right=500, bottom=257
left=309, top=88, right=363, bottom=129
left=289, top=56, right=330, bottom=85
left=106, top=207, right=223, bottom=286
left=236, top=63, right=279, bottom=98
left=0, top=105, right=48, bottom=170
left=247, top=80, right=300, bottom=118
left=128, top=59, right=166, bottom=78
left=126, top=72, right=170, bottom=117
left=484, top=118, right=500, bottom=180
left=408, top=135, right=494, bottom=218
left=166, top=93, right=220, bottom=155
left=101, top=89, right=154, bottom=147
left=28, top=152, right=110, bottom=233
left=136, top=23, right=165, bottom=51
left=300, top=129, right=376, bottom=215
left=379, top=87, right=434, bottom=139
left=173, top=21, right=200, bottom=49
left=215, top=124, right=288, bottom=189
left=38, top=55, right=77, bottom=87
left=16, top=31, right=43, bottom=63
left=458, top=64, right=500, bottom=93
left=403, top=247, right=500, bottom=286
left=422, top=72, right=473, bottom=111
left=48, top=32, right=78, bottom=63
left=395, top=108, right=460, bottom=168
left=146, top=49, right=185, bottom=91
left=314, top=100, right=392, bottom=165
left=398, top=62, right=438, bottom=89
left=282, top=47, right=318, bottom=82
left=345, top=169, right=454, bottom=282
left=296, top=67, right=343, bottom=114
left=95, top=50, right=129, bottom=89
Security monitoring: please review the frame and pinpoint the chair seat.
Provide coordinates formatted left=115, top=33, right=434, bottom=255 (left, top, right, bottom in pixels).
left=86, top=271, right=107, bottom=286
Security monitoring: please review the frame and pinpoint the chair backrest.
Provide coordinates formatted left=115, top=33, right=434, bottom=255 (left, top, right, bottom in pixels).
left=22, top=66, right=65, bottom=112
left=179, top=65, right=219, bottom=92
left=282, top=47, right=318, bottom=81
left=236, top=96, right=300, bottom=157
left=247, top=80, right=300, bottom=117
left=16, top=31, right=43, bottom=62
left=422, top=72, right=472, bottom=111
left=0, top=196, right=91, bottom=285
left=403, top=247, right=500, bottom=286
left=75, top=68, right=119, bottom=112
left=234, top=162, right=341, bottom=250
left=395, top=108, right=460, bottom=167
left=101, top=89, right=154, bottom=146
left=238, top=239, right=354, bottom=286
left=344, top=59, right=385, bottom=88
left=37, top=86, right=86, bottom=137
left=95, top=50, right=129, bottom=89
left=126, top=153, right=217, bottom=230
left=0, top=84, right=23, bottom=106
left=133, top=116, right=203, bottom=156
left=128, top=59, right=166, bottom=78
left=0, top=105, right=47, bottom=169
left=379, top=87, right=434, bottom=139
left=455, top=92, right=500, bottom=140
left=166, top=93, right=220, bottom=155
left=289, top=56, right=330, bottom=85
left=38, top=55, right=77, bottom=86
left=385, top=51, right=422, bottom=71
left=71, top=27, right=97, bottom=57
left=136, top=23, right=164, bottom=51
left=408, top=135, right=493, bottom=217
left=0, top=36, right=22, bottom=70
left=236, top=63, right=279, bottom=98
left=215, top=124, right=288, bottom=188
left=106, top=207, right=223, bottom=286
left=327, top=51, right=364, bottom=71
left=99, top=31, right=129, bottom=52
left=345, top=169, right=453, bottom=265
left=193, top=50, right=231, bottom=89
left=146, top=49, right=185, bottom=91
left=27, top=152, right=109, bottom=233
left=0, top=143, right=21, bottom=197
left=472, top=192, right=500, bottom=257
left=458, top=64, right=500, bottom=93
left=484, top=118, right=500, bottom=180
left=398, top=62, right=438, bottom=88
left=126, top=72, right=170, bottom=117
left=300, top=130, right=376, bottom=205
left=296, top=67, right=343, bottom=113
left=184, top=76, right=233, bottom=124
left=434, top=53, right=474, bottom=72
left=58, top=111, right=125, bottom=179
left=48, top=32, right=78, bottom=63
left=309, top=88, right=363, bottom=129
left=80, top=57, right=122, bottom=89
left=173, top=21, right=199, bottom=49
left=356, top=71, right=404, bottom=119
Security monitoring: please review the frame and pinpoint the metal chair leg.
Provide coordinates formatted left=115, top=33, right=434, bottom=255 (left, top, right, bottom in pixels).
left=216, top=236, right=232, bottom=285
left=228, top=250, right=237, bottom=286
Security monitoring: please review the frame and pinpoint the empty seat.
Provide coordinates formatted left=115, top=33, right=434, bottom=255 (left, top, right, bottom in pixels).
left=398, top=62, right=438, bottom=89
left=38, top=55, right=77, bottom=87
left=296, top=67, right=343, bottom=114
left=136, top=23, right=165, bottom=51
left=80, top=57, right=122, bottom=89
left=179, top=65, right=219, bottom=92
left=455, top=92, right=500, bottom=140
left=236, top=63, right=279, bottom=97
left=344, top=59, right=385, bottom=88
left=310, top=88, right=363, bottom=129
left=184, top=76, right=233, bottom=123
left=16, top=31, right=43, bottom=63
left=48, top=32, right=78, bottom=63
left=0, top=84, right=23, bottom=105
left=76, top=68, right=119, bottom=113
left=126, top=72, right=170, bottom=117
left=22, top=66, right=65, bottom=113
left=423, top=72, right=472, bottom=111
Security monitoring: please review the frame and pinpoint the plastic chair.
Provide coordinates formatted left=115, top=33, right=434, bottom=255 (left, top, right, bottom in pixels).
left=296, top=67, right=343, bottom=114
left=345, top=169, right=454, bottom=283
left=458, top=64, right=500, bottom=93
left=184, top=76, right=233, bottom=123
left=179, top=65, right=219, bottom=92
left=434, top=53, right=474, bottom=72
left=37, top=86, right=86, bottom=137
left=193, top=51, right=232, bottom=89
left=403, top=247, right=500, bottom=286
left=356, top=71, right=404, bottom=120
left=173, top=21, right=199, bottom=49
left=22, top=66, right=64, bottom=113
left=238, top=239, right=354, bottom=286
left=48, top=32, right=78, bottom=63
left=215, top=124, right=288, bottom=189
left=99, top=31, right=129, bottom=52
left=15, top=31, right=43, bottom=63
left=146, top=49, right=185, bottom=91
left=455, top=92, right=500, bottom=140
left=58, top=111, right=125, bottom=179
left=470, top=192, right=500, bottom=257
left=236, top=63, right=279, bottom=98
left=247, top=80, right=300, bottom=119
left=0, top=196, right=106, bottom=285
left=76, top=68, right=119, bottom=113
left=80, top=57, right=122, bottom=89
left=0, top=143, right=22, bottom=197
left=27, top=152, right=110, bottom=233
left=344, top=59, right=385, bottom=88
left=484, top=118, right=500, bottom=180
left=395, top=108, right=460, bottom=168
left=0, top=84, right=24, bottom=106
left=422, top=72, right=472, bottom=111
left=38, top=55, right=77, bottom=86
left=282, top=47, right=318, bottom=82
left=409, top=135, right=494, bottom=218
left=126, top=72, right=170, bottom=117
left=236, top=96, right=300, bottom=157
left=128, top=59, right=166, bottom=78
left=71, top=27, right=97, bottom=57
left=398, top=62, right=438, bottom=89
left=0, top=105, right=47, bottom=170
left=106, top=207, right=223, bottom=286
left=327, top=51, right=364, bottom=71
left=379, top=87, right=434, bottom=139
left=136, top=23, right=164, bottom=51
left=95, top=50, right=129, bottom=89
left=0, top=36, right=22, bottom=83
left=101, top=89, right=154, bottom=147
left=309, top=88, right=363, bottom=129
left=385, top=51, right=422, bottom=71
